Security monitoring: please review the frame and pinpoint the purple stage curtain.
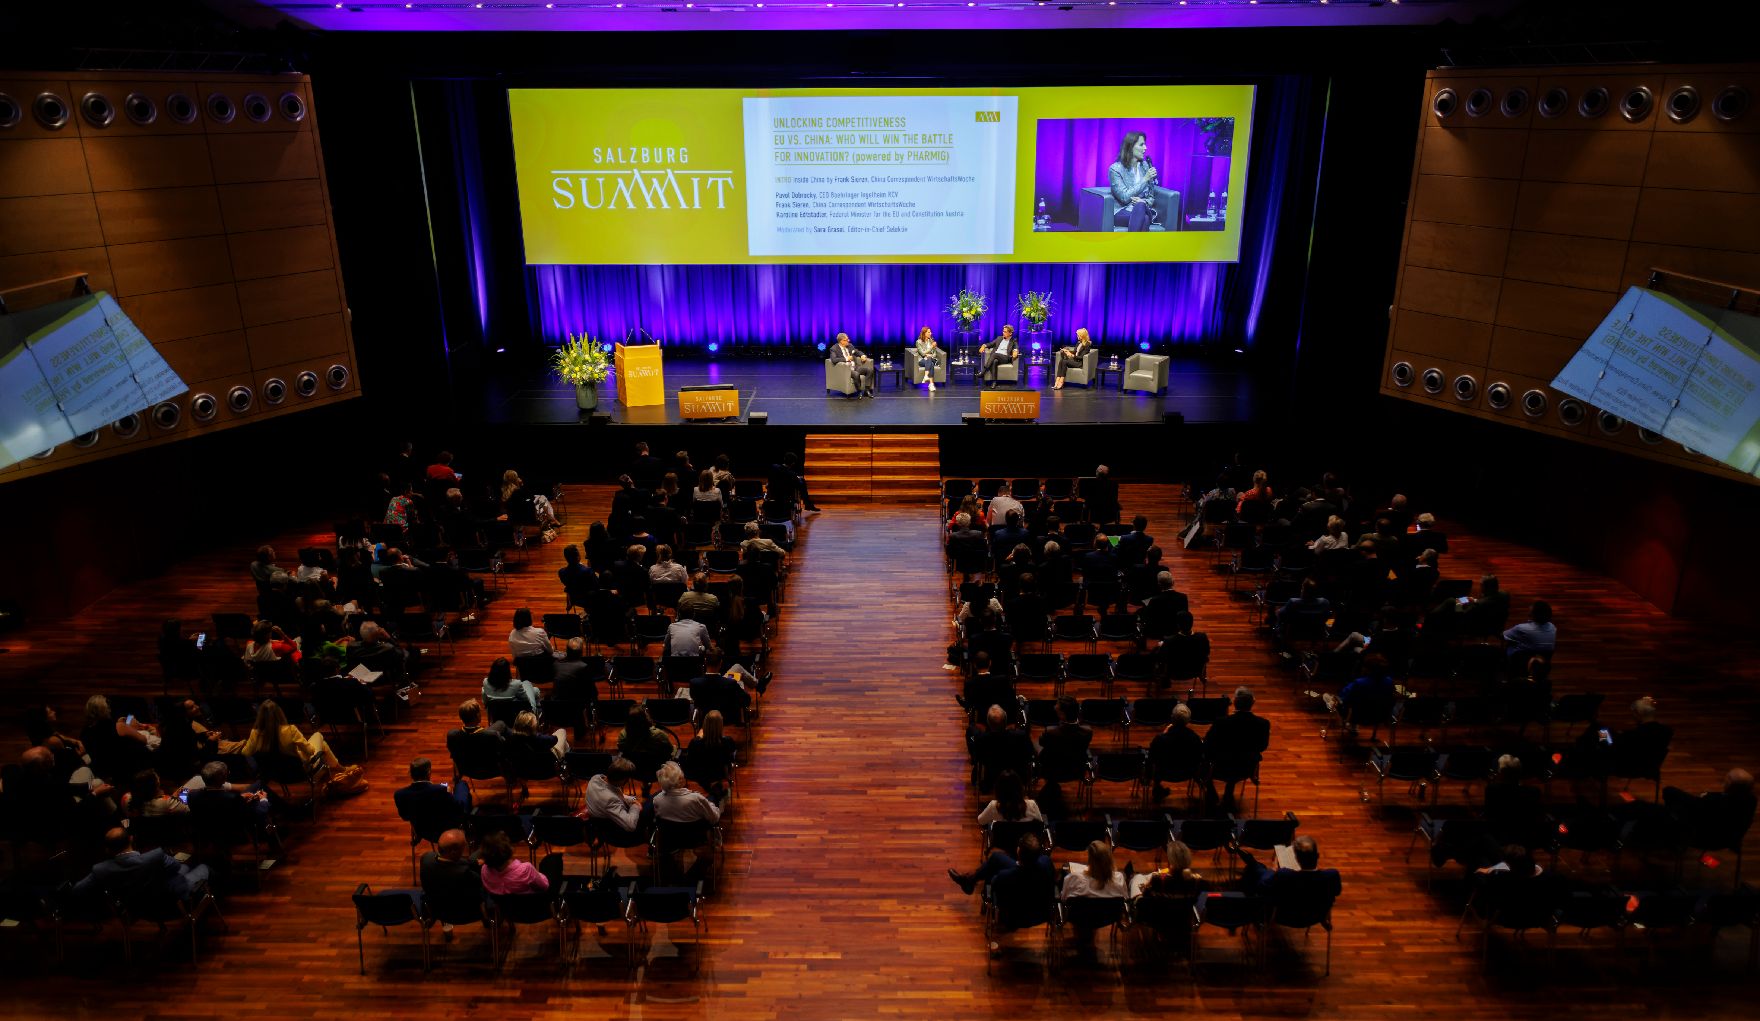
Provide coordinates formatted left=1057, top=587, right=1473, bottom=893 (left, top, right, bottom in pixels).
left=1033, top=117, right=1226, bottom=227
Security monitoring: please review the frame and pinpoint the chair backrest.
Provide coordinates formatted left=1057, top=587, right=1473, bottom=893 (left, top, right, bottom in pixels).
left=1235, top=816, right=1298, bottom=850
left=1050, top=819, right=1111, bottom=852
left=1131, top=698, right=1176, bottom=727
left=543, top=614, right=583, bottom=640
left=1078, top=698, right=1127, bottom=727
left=513, top=652, right=555, bottom=684
left=484, top=694, right=525, bottom=730
left=1173, top=817, right=1231, bottom=851
left=468, top=811, right=530, bottom=843
left=1064, top=896, right=1126, bottom=930
left=354, top=887, right=420, bottom=927
left=633, top=885, right=700, bottom=925
left=424, top=888, right=488, bottom=926
left=1185, top=697, right=1229, bottom=725
left=490, top=890, right=557, bottom=924
left=1199, top=891, right=1266, bottom=930
left=530, top=813, right=589, bottom=848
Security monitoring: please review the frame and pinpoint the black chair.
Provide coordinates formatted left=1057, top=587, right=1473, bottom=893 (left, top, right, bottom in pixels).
left=1171, top=817, right=1233, bottom=870
left=543, top=613, right=585, bottom=646
left=352, top=883, right=427, bottom=973
left=628, top=883, right=707, bottom=969
left=1091, top=749, right=1149, bottom=808
left=1193, top=892, right=1267, bottom=967
left=467, top=810, right=533, bottom=845
left=561, top=873, right=636, bottom=966
left=1066, top=654, right=1114, bottom=693
left=1051, top=614, right=1099, bottom=652
left=587, top=817, right=651, bottom=876
left=653, top=817, right=722, bottom=888
left=513, top=652, right=556, bottom=685
left=114, top=881, right=228, bottom=964
left=1185, top=696, right=1230, bottom=726
left=562, top=750, right=614, bottom=807
left=593, top=698, right=638, bottom=745
left=1049, top=819, right=1112, bottom=857
left=984, top=819, right=1050, bottom=859
left=1058, top=895, right=1127, bottom=971
left=1130, top=698, right=1177, bottom=731
left=1369, top=746, right=1440, bottom=808
left=1110, top=816, right=1173, bottom=861
left=487, top=886, right=566, bottom=965
left=1234, top=813, right=1299, bottom=853
left=610, top=656, right=658, bottom=697
left=1113, top=652, right=1158, bottom=690
left=1077, top=697, right=1130, bottom=747
left=419, top=888, right=492, bottom=958
left=1267, top=895, right=1336, bottom=975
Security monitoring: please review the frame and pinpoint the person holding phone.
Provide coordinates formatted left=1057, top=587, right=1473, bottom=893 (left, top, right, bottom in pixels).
left=1107, top=131, right=1160, bottom=232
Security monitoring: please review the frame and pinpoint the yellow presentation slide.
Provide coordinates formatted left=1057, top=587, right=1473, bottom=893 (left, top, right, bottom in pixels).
left=509, top=85, right=1255, bottom=265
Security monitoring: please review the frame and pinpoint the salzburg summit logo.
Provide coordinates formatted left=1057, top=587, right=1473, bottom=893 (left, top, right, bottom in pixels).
left=550, top=145, right=737, bottom=211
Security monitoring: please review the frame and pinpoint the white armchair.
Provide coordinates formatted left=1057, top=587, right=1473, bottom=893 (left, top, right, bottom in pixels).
left=1123, top=353, right=1169, bottom=395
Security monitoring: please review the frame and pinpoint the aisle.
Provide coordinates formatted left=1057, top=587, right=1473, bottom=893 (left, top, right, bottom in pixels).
left=692, top=503, right=994, bottom=1017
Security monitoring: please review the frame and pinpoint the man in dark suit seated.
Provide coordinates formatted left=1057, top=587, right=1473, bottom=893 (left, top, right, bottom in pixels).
left=1664, top=768, right=1756, bottom=851
left=969, top=704, right=1034, bottom=793
left=960, top=653, right=1017, bottom=719
left=446, top=699, right=504, bottom=777
left=1138, top=572, right=1190, bottom=640
left=550, top=638, right=599, bottom=716
left=1609, top=696, right=1672, bottom=780
left=1237, top=834, right=1341, bottom=914
left=1035, top=696, right=1093, bottom=784
left=395, top=756, right=471, bottom=840
left=989, top=511, right=1032, bottom=565
left=75, top=826, right=210, bottom=906
left=1124, top=546, right=1167, bottom=605
left=1205, top=687, right=1271, bottom=810
left=1081, top=465, right=1120, bottom=527
left=420, top=827, right=483, bottom=936
left=629, top=441, right=666, bottom=492
left=1114, top=516, right=1154, bottom=567
left=1148, top=703, right=1203, bottom=800
left=688, top=661, right=754, bottom=723
left=948, top=832, right=1058, bottom=937
left=948, top=513, right=990, bottom=564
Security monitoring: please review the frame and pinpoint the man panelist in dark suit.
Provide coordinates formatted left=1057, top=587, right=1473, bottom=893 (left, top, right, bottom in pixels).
left=980, top=324, right=1021, bottom=389
left=832, top=332, right=876, bottom=398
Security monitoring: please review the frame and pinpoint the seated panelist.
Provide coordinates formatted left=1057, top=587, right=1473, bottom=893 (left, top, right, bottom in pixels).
left=832, top=331, right=877, bottom=399
left=912, top=326, right=942, bottom=393
left=1053, top=328, right=1094, bottom=390
left=979, top=324, right=1021, bottom=389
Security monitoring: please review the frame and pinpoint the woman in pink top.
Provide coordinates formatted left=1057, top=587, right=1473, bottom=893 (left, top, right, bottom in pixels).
left=478, top=831, right=549, bottom=896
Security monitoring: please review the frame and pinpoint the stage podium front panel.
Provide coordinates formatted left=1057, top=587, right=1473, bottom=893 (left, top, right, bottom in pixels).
left=979, top=390, right=1041, bottom=421
left=615, top=343, right=666, bottom=407
left=679, top=385, right=741, bottom=420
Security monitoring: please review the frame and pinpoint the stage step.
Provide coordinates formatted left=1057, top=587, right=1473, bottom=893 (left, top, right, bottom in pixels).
left=804, top=433, right=941, bottom=503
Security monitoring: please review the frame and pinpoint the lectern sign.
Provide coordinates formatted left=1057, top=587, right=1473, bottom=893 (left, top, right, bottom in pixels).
left=979, top=390, right=1041, bottom=421
left=679, top=385, right=741, bottom=420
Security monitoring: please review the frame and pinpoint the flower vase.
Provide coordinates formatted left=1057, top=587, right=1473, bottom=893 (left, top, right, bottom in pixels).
left=575, top=382, right=598, bottom=411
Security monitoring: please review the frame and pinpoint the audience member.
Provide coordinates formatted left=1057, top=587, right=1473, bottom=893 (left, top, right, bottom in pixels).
left=680, top=711, right=738, bottom=802
left=1502, top=600, right=1556, bottom=666
left=1237, top=834, right=1341, bottom=909
left=977, top=769, right=1043, bottom=825
left=1148, top=703, right=1202, bottom=800
left=970, top=704, right=1034, bottom=793
left=653, top=761, right=722, bottom=824
left=1663, top=768, right=1757, bottom=851
left=947, top=832, right=1057, bottom=941
left=1036, top=696, right=1093, bottom=783
left=75, top=826, right=210, bottom=905
left=478, top=830, right=549, bottom=896
left=482, top=656, right=541, bottom=716
left=507, top=607, right=552, bottom=659
left=581, top=757, right=644, bottom=831
left=1205, top=687, right=1270, bottom=810
left=1062, top=840, right=1127, bottom=900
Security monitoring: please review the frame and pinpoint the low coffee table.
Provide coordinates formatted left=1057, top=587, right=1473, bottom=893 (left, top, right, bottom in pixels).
left=874, top=364, right=905, bottom=390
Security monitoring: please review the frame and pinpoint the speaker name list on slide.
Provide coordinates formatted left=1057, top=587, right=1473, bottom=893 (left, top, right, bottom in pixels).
left=742, top=95, right=1019, bottom=258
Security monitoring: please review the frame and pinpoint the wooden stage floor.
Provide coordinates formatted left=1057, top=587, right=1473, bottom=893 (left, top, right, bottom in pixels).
left=2, top=484, right=1757, bottom=1018
left=479, top=355, right=1257, bottom=427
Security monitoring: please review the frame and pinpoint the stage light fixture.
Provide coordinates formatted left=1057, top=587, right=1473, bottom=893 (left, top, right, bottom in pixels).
left=816, top=342, right=828, bottom=352
left=1137, top=341, right=1150, bottom=351
left=708, top=342, right=720, bottom=354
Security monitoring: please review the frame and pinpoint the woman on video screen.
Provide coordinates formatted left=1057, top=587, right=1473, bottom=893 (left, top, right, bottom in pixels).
left=1107, top=131, right=1160, bottom=233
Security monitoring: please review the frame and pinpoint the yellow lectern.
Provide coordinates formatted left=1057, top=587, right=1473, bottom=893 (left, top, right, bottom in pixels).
left=614, top=342, right=666, bottom=407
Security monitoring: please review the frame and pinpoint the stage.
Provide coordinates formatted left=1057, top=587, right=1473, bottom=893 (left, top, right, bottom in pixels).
left=477, top=353, right=1259, bottom=428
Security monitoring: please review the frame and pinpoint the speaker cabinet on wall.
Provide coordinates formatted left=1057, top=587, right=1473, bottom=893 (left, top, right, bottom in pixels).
left=1384, top=63, right=1760, bottom=485
left=0, top=70, right=359, bottom=484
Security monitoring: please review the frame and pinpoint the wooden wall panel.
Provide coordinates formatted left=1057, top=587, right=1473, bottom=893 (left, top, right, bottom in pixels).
left=0, top=71, right=358, bottom=486
left=92, top=185, right=226, bottom=245
left=1412, top=173, right=1520, bottom=228
left=207, top=130, right=318, bottom=184
left=116, top=284, right=243, bottom=342
left=1390, top=307, right=1494, bottom=363
left=1418, top=126, right=1528, bottom=179
left=217, top=179, right=326, bottom=233
left=1630, top=188, right=1760, bottom=252
left=235, top=269, right=341, bottom=327
left=106, top=235, right=234, bottom=296
left=0, top=138, right=92, bottom=197
left=1487, top=325, right=1583, bottom=379
left=1621, top=242, right=1760, bottom=292
left=1643, top=132, right=1760, bottom=192
left=0, top=246, right=113, bottom=295
left=1397, top=265, right=1501, bottom=322
left=1502, top=231, right=1628, bottom=291
left=1520, top=129, right=1652, bottom=186
left=1512, top=181, right=1641, bottom=239
left=152, top=329, right=253, bottom=383
left=82, top=135, right=214, bottom=191
left=227, top=224, right=333, bottom=280
left=1495, top=278, right=1618, bottom=339
left=1404, top=221, right=1509, bottom=277
left=245, top=312, right=347, bottom=365
left=1385, top=64, right=1760, bottom=487
left=0, top=193, right=103, bottom=255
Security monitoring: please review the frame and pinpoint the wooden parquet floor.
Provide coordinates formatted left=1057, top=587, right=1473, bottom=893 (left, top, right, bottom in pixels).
left=2, top=483, right=1758, bottom=1018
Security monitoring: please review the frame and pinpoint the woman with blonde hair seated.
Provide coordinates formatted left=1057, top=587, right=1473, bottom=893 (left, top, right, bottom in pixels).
left=1052, top=327, right=1095, bottom=390
left=1310, top=515, right=1351, bottom=552
left=240, top=698, right=365, bottom=795
left=1061, top=840, right=1127, bottom=900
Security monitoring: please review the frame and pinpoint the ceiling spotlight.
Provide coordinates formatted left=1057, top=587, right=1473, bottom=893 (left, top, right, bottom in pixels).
left=686, top=2, right=693, bottom=6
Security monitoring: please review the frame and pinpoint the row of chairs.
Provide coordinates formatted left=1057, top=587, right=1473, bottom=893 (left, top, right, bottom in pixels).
left=352, top=877, right=706, bottom=972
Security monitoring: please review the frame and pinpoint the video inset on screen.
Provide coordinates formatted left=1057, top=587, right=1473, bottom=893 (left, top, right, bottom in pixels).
left=1030, top=117, right=1235, bottom=234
